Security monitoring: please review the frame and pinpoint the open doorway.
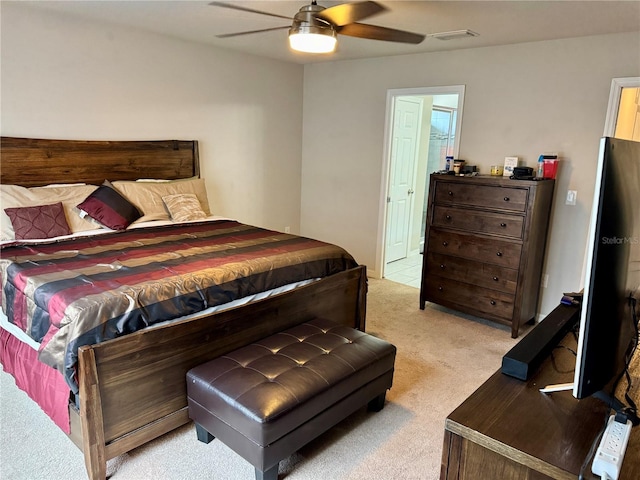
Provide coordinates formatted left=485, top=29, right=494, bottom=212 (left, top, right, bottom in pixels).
left=378, top=86, right=465, bottom=287
left=604, top=77, right=640, bottom=141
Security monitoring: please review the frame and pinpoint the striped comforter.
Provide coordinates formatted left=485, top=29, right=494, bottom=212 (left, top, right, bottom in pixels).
left=0, top=220, right=358, bottom=392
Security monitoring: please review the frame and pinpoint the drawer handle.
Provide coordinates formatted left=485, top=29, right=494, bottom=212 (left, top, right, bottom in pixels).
left=500, top=222, right=507, bottom=228
left=442, top=241, right=449, bottom=247
left=490, top=300, right=496, bottom=306
left=496, top=251, right=503, bottom=257
left=493, top=276, right=499, bottom=281
left=438, top=286, right=444, bottom=292
left=448, top=191, right=453, bottom=196
left=445, top=215, right=452, bottom=220
left=440, top=264, right=446, bottom=269
left=504, top=197, right=510, bottom=202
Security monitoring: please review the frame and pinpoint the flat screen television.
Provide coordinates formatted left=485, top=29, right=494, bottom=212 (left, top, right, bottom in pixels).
left=573, top=136, right=640, bottom=408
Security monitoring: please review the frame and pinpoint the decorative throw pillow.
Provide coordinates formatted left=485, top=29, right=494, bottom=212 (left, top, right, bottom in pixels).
left=111, top=177, right=210, bottom=223
left=1, top=183, right=100, bottom=241
left=77, top=180, right=142, bottom=230
left=162, top=194, right=208, bottom=222
left=4, top=202, right=72, bottom=240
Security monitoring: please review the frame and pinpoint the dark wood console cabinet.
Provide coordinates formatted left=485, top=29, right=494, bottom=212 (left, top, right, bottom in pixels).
left=440, top=307, right=640, bottom=479
left=420, top=175, right=555, bottom=338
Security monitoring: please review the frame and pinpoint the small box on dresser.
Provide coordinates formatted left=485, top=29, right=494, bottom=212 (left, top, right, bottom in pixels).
left=419, top=174, right=555, bottom=338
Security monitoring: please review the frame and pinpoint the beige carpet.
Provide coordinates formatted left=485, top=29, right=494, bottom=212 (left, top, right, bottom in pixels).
left=0, top=278, right=521, bottom=479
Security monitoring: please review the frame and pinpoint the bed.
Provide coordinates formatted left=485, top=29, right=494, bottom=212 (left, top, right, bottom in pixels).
left=0, top=137, right=367, bottom=480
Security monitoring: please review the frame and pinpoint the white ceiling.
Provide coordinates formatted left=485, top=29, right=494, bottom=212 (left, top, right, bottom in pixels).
left=24, top=1, right=640, bottom=64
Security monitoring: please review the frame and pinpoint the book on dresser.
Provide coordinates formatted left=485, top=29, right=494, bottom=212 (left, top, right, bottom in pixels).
left=419, top=174, right=555, bottom=338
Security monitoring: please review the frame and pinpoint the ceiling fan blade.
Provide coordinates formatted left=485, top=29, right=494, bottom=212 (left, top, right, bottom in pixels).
left=216, top=26, right=290, bottom=39
left=208, top=1, right=292, bottom=21
left=338, top=23, right=425, bottom=44
left=316, top=1, right=386, bottom=27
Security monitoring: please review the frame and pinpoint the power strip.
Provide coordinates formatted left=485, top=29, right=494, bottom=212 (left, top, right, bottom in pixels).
left=592, top=414, right=632, bottom=479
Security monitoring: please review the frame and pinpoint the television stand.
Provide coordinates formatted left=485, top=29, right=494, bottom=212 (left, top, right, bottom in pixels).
left=541, top=383, right=640, bottom=425
left=540, top=387, right=639, bottom=426
left=441, top=307, right=640, bottom=479
left=539, top=382, right=573, bottom=393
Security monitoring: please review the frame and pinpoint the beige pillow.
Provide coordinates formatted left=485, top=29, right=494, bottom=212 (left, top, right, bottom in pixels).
left=163, top=194, right=208, bottom=222
left=111, top=177, right=210, bottom=223
left=1, top=184, right=101, bottom=241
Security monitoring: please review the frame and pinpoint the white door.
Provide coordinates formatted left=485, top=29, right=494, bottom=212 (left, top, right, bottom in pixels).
left=385, top=97, right=422, bottom=263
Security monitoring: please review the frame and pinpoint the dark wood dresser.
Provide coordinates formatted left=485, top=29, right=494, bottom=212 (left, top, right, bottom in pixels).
left=419, top=174, right=555, bottom=337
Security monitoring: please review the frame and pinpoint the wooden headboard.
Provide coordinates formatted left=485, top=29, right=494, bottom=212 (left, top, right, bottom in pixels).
left=0, top=137, right=199, bottom=187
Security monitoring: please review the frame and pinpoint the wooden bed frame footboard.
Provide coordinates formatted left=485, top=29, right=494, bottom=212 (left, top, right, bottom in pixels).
left=70, top=265, right=367, bottom=480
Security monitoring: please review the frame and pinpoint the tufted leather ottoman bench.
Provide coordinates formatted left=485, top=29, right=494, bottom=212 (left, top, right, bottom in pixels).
left=186, top=317, right=396, bottom=480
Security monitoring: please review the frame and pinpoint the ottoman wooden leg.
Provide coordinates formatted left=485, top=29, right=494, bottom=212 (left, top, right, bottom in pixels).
left=367, top=392, right=387, bottom=412
left=195, top=422, right=215, bottom=444
left=255, top=465, right=278, bottom=480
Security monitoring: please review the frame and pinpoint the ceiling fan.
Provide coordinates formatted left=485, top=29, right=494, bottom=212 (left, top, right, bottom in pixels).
left=209, top=1, right=425, bottom=54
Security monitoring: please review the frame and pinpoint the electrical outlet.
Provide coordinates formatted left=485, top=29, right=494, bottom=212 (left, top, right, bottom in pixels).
left=284, top=226, right=290, bottom=233
left=566, top=190, right=577, bottom=206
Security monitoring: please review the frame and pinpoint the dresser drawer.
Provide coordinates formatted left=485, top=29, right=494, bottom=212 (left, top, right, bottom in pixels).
left=434, top=181, right=528, bottom=212
left=432, top=206, right=524, bottom=239
left=423, top=275, right=515, bottom=320
left=425, top=252, right=518, bottom=294
left=428, top=228, right=522, bottom=269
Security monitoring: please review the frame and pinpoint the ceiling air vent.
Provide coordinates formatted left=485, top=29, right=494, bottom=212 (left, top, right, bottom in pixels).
left=426, top=30, right=479, bottom=41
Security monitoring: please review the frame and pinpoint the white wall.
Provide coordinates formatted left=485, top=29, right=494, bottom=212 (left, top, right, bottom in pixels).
left=0, top=3, right=304, bottom=233
left=300, top=32, right=640, bottom=318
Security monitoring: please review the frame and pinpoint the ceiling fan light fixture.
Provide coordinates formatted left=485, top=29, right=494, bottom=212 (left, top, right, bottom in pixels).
left=212, top=1, right=426, bottom=53
left=289, top=28, right=337, bottom=53
left=289, top=35, right=337, bottom=54
left=288, top=2, right=337, bottom=54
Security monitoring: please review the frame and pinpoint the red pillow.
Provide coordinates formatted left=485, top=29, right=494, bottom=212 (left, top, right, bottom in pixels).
left=77, top=180, right=141, bottom=230
left=4, top=202, right=72, bottom=240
